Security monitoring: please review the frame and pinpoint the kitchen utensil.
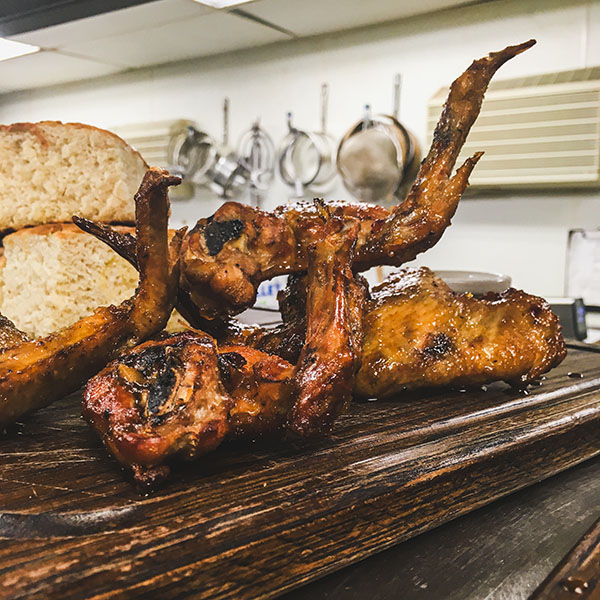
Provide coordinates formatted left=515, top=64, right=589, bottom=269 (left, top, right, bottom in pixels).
left=167, top=123, right=217, bottom=184
left=435, top=270, right=512, bottom=294
left=204, top=98, right=250, bottom=198
left=546, top=297, right=587, bottom=340
left=337, top=74, right=420, bottom=205
left=237, top=119, right=276, bottom=207
left=278, top=83, right=337, bottom=197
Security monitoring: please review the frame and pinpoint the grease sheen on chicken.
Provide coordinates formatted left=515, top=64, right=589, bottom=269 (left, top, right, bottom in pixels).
left=354, top=267, right=566, bottom=397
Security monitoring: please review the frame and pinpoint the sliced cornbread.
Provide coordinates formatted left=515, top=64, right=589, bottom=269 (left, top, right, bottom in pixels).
left=0, top=223, right=138, bottom=337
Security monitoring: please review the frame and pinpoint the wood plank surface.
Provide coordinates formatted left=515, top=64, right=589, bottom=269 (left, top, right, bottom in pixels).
left=0, top=348, right=599, bottom=599
left=282, top=457, right=600, bottom=599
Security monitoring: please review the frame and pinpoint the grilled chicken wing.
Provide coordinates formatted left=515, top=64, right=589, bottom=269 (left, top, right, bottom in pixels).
left=178, top=40, right=535, bottom=318
left=356, top=267, right=566, bottom=396
left=83, top=332, right=294, bottom=487
left=289, top=209, right=365, bottom=436
left=248, top=267, right=566, bottom=396
left=84, top=210, right=365, bottom=485
left=0, top=168, right=183, bottom=428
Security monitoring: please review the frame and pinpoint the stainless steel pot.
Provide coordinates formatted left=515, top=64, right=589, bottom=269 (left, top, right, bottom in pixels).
left=167, top=124, right=217, bottom=184
left=203, top=98, right=250, bottom=198
left=337, top=75, right=420, bottom=205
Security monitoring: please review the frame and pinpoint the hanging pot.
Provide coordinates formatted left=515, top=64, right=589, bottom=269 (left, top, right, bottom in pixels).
left=337, top=75, right=420, bottom=205
left=203, top=98, right=250, bottom=199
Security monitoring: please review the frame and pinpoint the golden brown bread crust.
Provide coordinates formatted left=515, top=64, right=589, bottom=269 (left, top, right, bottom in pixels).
left=354, top=267, right=567, bottom=397
left=0, top=121, right=148, bottom=167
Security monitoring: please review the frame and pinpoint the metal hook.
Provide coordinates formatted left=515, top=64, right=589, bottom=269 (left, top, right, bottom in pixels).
left=223, top=97, right=230, bottom=146
left=363, top=104, right=372, bottom=130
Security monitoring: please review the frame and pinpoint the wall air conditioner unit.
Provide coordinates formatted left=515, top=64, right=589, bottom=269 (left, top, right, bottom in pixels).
left=426, top=67, right=600, bottom=188
left=111, top=119, right=196, bottom=199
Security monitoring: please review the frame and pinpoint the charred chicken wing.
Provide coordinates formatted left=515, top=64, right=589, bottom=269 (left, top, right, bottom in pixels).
left=179, top=40, right=535, bottom=318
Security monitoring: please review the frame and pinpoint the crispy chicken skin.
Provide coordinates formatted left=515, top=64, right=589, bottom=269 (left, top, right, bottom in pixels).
left=289, top=210, right=365, bottom=436
left=354, top=267, right=566, bottom=398
left=83, top=331, right=233, bottom=487
left=179, top=40, right=535, bottom=318
left=218, top=345, right=294, bottom=438
left=0, top=168, right=183, bottom=428
left=246, top=267, right=566, bottom=396
left=83, top=332, right=294, bottom=487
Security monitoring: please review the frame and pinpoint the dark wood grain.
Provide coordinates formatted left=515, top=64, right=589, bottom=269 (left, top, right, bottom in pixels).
left=529, top=517, right=600, bottom=599
left=283, top=457, right=600, bottom=600
left=0, top=348, right=599, bottom=599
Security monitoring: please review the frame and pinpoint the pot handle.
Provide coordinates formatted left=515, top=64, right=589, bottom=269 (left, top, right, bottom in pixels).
left=320, top=83, right=329, bottom=135
left=392, top=73, right=401, bottom=120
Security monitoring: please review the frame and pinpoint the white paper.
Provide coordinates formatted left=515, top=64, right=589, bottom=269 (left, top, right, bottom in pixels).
left=566, top=229, right=600, bottom=307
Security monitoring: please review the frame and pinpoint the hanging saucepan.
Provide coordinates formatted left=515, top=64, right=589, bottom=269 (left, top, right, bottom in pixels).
left=237, top=119, right=276, bottom=208
left=337, top=74, right=420, bottom=205
left=201, top=98, right=250, bottom=199
left=278, top=83, right=337, bottom=198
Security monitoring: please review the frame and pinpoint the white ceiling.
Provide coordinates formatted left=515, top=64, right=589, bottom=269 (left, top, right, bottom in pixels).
left=242, top=0, right=474, bottom=37
left=2, top=0, right=475, bottom=94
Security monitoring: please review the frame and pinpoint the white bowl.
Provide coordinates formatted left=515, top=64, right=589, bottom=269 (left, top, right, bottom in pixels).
left=435, top=270, right=512, bottom=294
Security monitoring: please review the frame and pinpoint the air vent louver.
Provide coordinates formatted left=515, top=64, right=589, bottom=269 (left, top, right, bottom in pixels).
left=426, top=67, right=600, bottom=188
left=111, top=119, right=196, bottom=199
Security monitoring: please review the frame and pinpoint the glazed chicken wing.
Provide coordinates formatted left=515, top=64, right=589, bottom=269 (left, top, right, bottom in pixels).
left=355, top=267, right=566, bottom=397
left=179, top=40, right=535, bottom=318
left=83, top=332, right=294, bottom=487
left=289, top=209, right=365, bottom=435
left=78, top=39, right=536, bottom=328
left=84, top=210, right=365, bottom=486
left=0, top=168, right=183, bottom=427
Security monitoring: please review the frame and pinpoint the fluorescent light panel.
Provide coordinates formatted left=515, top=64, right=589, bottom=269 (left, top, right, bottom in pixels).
left=193, top=0, right=255, bottom=8
left=0, top=37, right=39, bottom=62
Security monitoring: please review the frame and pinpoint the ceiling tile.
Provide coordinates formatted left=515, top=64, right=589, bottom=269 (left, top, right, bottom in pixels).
left=242, top=0, right=474, bottom=36
left=0, top=50, right=122, bottom=94
left=8, top=0, right=213, bottom=49
left=60, top=11, right=290, bottom=69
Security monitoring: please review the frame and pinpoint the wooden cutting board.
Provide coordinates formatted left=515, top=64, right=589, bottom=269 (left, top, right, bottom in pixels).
left=0, top=346, right=599, bottom=599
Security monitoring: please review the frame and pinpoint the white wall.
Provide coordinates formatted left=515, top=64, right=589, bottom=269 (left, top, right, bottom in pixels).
left=1, top=0, right=599, bottom=296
